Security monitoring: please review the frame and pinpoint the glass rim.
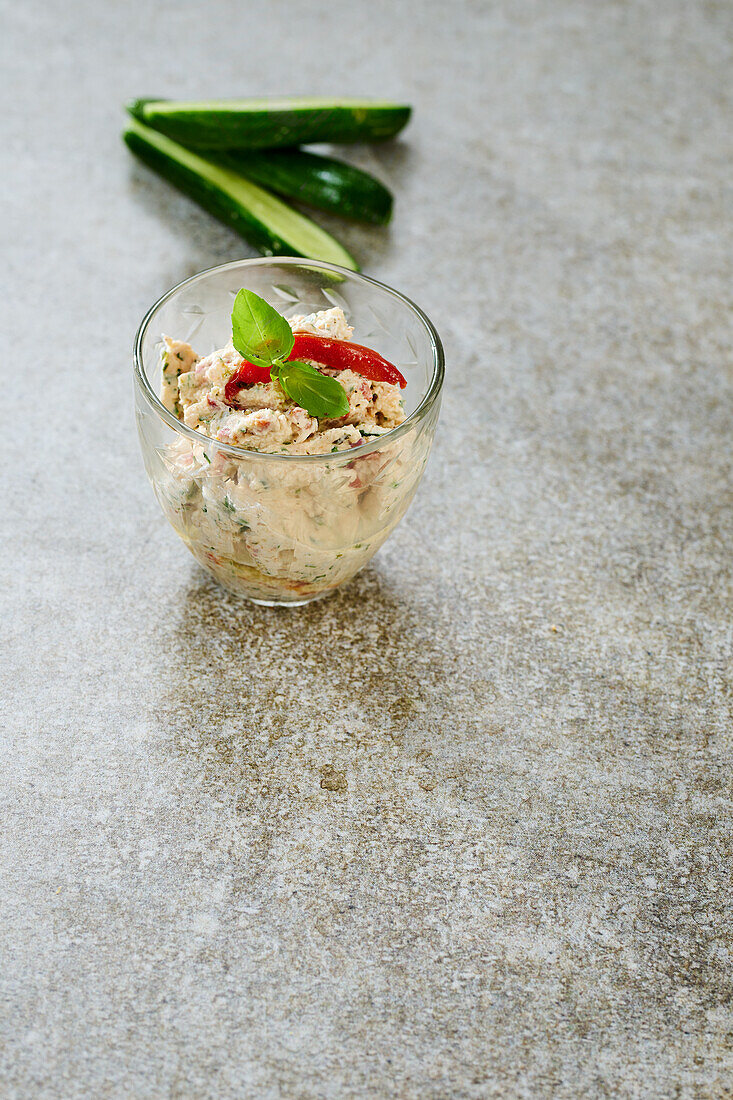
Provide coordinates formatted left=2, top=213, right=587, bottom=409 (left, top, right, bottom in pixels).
left=133, top=256, right=445, bottom=464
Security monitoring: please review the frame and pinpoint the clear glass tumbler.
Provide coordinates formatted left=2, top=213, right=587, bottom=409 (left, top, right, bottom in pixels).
left=134, top=258, right=444, bottom=606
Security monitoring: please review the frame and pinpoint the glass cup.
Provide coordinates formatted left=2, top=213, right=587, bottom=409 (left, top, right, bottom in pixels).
left=134, top=258, right=444, bottom=606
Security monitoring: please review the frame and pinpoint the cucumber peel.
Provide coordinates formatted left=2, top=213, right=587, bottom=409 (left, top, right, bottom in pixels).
left=126, top=97, right=411, bottom=150
left=219, top=148, right=393, bottom=226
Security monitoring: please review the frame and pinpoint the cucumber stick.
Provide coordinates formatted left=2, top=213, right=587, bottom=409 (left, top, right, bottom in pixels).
left=219, top=149, right=393, bottom=226
left=123, top=120, right=358, bottom=270
left=127, top=97, right=411, bottom=150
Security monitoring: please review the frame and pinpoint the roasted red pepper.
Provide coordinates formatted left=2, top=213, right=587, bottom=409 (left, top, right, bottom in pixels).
left=223, top=361, right=271, bottom=402
left=224, top=333, right=406, bottom=407
left=289, top=333, right=407, bottom=389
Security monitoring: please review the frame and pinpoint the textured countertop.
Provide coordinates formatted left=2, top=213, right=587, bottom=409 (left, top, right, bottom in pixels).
left=3, top=1, right=732, bottom=1097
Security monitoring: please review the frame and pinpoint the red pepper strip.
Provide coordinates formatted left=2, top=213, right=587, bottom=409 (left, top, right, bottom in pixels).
left=224, top=333, right=406, bottom=406
left=289, top=333, right=407, bottom=389
left=223, top=360, right=271, bottom=404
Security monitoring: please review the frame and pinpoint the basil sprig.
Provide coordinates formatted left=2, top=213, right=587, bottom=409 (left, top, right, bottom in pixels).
left=231, top=289, right=349, bottom=419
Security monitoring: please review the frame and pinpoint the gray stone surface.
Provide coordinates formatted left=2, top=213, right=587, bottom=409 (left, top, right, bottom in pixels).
left=2, top=0, right=732, bottom=1096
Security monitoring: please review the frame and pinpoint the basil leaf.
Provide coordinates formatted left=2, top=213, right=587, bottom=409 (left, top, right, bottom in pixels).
left=231, top=288, right=294, bottom=367
left=278, top=360, right=350, bottom=420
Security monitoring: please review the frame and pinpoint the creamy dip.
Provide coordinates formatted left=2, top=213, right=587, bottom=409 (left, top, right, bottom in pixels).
left=153, top=306, right=429, bottom=602
left=161, top=307, right=405, bottom=454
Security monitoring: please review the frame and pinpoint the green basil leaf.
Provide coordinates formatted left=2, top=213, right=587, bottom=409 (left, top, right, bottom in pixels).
left=278, top=360, right=350, bottom=420
left=231, top=288, right=295, bottom=367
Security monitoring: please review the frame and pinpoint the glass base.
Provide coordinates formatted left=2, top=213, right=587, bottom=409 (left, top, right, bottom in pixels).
left=182, top=538, right=342, bottom=606
left=245, top=590, right=335, bottom=608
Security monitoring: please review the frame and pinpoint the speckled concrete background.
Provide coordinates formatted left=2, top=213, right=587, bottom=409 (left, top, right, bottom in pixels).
left=3, top=1, right=732, bottom=1097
